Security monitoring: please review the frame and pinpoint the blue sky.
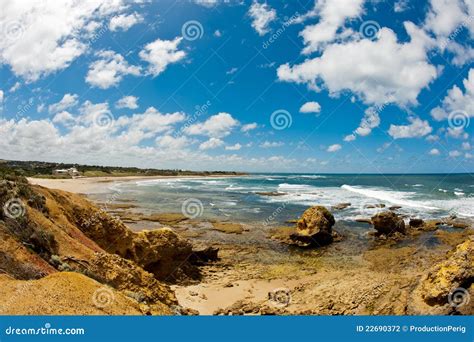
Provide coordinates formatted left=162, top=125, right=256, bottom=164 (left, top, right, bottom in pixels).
left=0, top=0, right=473, bottom=173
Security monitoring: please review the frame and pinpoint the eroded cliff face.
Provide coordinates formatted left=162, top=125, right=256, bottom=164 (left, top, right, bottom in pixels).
left=0, top=175, right=200, bottom=315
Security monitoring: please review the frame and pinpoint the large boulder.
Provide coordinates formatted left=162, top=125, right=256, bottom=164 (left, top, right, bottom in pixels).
left=290, top=206, right=336, bottom=247
left=420, top=237, right=474, bottom=308
left=371, top=211, right=406, bottom=235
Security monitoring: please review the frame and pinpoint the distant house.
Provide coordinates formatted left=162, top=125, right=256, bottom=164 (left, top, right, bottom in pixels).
left=52, top=167, right=80, bottom=177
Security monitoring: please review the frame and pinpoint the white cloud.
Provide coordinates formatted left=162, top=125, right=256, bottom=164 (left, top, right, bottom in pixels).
left=184, top=112, right=239, bottom=138
left=199, top=138, right=224, bottom=150
left=9, top=82, right=20, bottom=92
left=466, top=152, right=473, bottom=159
left=116, top=95, right=139, bottom=109
left=299, top=101, right=321, bottom=113
left=354, top=107, right=380, bottom=137
left=343, top=134, right=356, bottom=142
left=139, top=37, right=186, bottom=77
left=327, top=143, right=341, bottom=152
left=156, top=135, right=189, bottom=150
left=109, top=12, right=142, bottom=31
left=86, top=50, right=141, bottom=89
left=0, top=0, right=126, bottom=81
left=430, top=69, right=474, bottom=121
left=248, top=1, right=276, bottom=36
left=241, top=122, right=257, bottom=132
left=226, top=67, right=238, bottom=75
left=299, top=0, right=365, bottom=54
left=429, top=148, right=440, bottom=155
left=424, top=0, right=472, bottom=38
left=462, top=141, right=471, bottom=150
left=0, top=90, right=4, bottom=107
left=447, top=127, right=469, bottom=139
left=225, top=143, right=242, bottom=151
left=214, top=30, right=222, bottom=37
left=118, top=107, right=186, bottom=135
left=449, top=150, right=462, bottom=157
left=52, top=111, right=75, bottom=125
left=48, top=93, right=79, bottom=113
left=388, top=117, right=432, bottom=139
left=260, top=141, right=284, bottom=148
left=278, top=23, right=437, bottom=107
left=194, top=0, right=218, bottom=7
left=394, top=0, right=410, bottom=12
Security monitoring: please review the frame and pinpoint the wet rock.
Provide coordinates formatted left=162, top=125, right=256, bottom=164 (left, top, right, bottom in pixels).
left=409, top=218, right=424, bottom=228
left=371, top=211, right=406, bottom=235
left=365, top=203, right=386, bottom=209
left=332, top=203, right=351, bottom=210
left=255, top=191, right=286, bottom=197
left=355, top=217, right=372, bottom=224
left=290, top=206, right=336, bottom=247
left=389, top=206, right=402, bottom=211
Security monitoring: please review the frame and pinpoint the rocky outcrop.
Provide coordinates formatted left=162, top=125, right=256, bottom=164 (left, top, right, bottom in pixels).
left=371, top=211, right=406, bottom=235
left=420, top=237, right=474, bottom=308
left=290, top=206, right=337, bottom=247
left=331, top=203, right=351, bottom=210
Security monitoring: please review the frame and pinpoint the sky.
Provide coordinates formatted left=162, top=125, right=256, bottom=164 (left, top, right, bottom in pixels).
left=0, top=0, right=473, bottom=173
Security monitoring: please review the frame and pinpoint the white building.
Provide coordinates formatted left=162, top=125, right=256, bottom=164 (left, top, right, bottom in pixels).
left=52, top=167, right=80, bottom=177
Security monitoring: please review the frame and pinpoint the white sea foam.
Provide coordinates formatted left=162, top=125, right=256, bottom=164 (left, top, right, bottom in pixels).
left=454, top=191, right=465, bottom=196
left=438, top=188, right=448, bottom=193
left=340, top=184, right=438, bottom=210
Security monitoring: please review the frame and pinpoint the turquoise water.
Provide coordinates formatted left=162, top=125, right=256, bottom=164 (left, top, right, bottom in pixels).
left=110, top=173, right=474, bottom=225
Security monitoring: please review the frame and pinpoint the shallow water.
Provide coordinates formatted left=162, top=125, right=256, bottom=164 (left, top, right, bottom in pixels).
left=99, top=173, right=474, bottom=227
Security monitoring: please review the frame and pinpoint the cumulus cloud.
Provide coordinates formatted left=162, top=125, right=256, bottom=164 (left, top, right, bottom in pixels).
left=354, top=107, right=381, bottom=137
left=343, top=134, right=356, bottom=142
left=184, top=112, right=239, bottom=138
left=156, top=135, right=189, bottom=150
left=86, top=50, right=141, bottom=89
left=116, top=95, right=139, bottom=109
left=388, top=117, right=432, bottom=139
left=241, top=122, right=257, bottom=132
left=430, top=68, right=474, bottom=121
left=248, top=1, right=276, bottom=36
left=225, top=143, right=242, bottom=151
left=429, top=148, right=440, bottom=155
left=260, top=141, right=284, bottom=148
left=299, top=101, right=321, bottom=113
left=0, top=0, right=126, bottom=81
left=327, top=143, right=341, bottom=152
left=139, top=37, right=186, bottom=77
left=199, top=138, right=224, bottom=150
left=48, top=93, right=79, bottom=113
left=299, top=0, right=365, bottom=54
left=394, top=0, right=410, bottom=12
left=109, top=12, right=142, bottom=31
left=449, top=150, right=462, bottom=157
left=277, top=23, right=437, bottom=107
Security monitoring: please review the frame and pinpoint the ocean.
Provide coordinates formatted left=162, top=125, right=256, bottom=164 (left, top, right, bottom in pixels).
left=105, top=173, right=474, bottom=226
